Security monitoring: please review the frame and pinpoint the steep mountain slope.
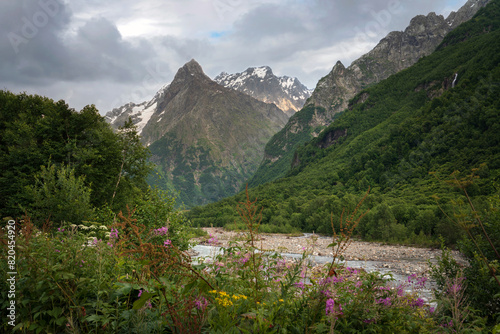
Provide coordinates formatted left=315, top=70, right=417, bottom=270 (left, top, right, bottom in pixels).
left=248, top=0, right=491, bottom=188
left=107, top=60, right=288, bottom=207
left=189, top=0, right=500, bottom=243
left=214, top=66, right=312, bottom=117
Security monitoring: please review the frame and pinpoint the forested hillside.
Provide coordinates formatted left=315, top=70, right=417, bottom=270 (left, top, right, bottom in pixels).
left=0, top=92, right=151, bottom=224
left=247, top=0, right=492, bottom=189
left=189, top=1, right=500, bottom=245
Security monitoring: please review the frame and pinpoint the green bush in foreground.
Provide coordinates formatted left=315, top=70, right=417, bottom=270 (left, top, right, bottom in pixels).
left=0, top=190, right=493, bottom=333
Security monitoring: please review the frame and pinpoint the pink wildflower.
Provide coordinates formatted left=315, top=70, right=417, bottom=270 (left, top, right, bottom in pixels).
left=154, top=226, right=169, bottom=236
left=326, top=298, right=335, bottom=315
left=110, top=228, right=119, bottom=239
left=195, top=297, right=208, bottom=311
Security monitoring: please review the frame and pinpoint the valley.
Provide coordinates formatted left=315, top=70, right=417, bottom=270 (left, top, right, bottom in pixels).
left=1, top=0, right=499, bottom=331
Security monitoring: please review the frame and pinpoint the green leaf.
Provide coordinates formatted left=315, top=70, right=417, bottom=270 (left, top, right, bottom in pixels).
left=182, top=280, right=197, bottom=294
left=85, top=314, right=102, bottom=323
left=327, top=243, right=337, bottom=248
left=132, top=292, right=155, bottom=310
left=56, top=316, right=67, bottom=326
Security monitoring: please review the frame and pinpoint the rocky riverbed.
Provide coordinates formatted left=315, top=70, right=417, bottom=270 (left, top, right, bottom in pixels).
left=192, top=228, right=468, bottom=277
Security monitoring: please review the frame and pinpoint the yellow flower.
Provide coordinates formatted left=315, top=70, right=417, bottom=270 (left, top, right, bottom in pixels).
left=215, top=297, right=233, bottom=307
left=232, top=294, right=247, bottom=300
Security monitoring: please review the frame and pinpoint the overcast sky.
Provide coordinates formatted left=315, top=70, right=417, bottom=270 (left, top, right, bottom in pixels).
left=1, top=0, right=465, bottom=114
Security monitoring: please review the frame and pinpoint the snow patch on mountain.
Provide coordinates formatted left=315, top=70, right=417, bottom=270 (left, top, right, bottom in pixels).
left=214, top=66, right=311, bottom=117
left=253, top=67, right=268, bottom=79
left=104, top=84, right=170, bottom=135
left=135, top=101, right=157, bottom=134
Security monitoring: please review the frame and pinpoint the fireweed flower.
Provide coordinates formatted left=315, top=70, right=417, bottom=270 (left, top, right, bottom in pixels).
left=377, top=297, right=392, bottom=306
left=164, top=239, right=172, bottom=247
left=238, top=253, right=250, bottom=264
left=207, top=234, right=218, bottom=245
left=195, top=297, right=208, bottom=311
left=154, top=226, right=169, bottom=236
left=411, top=298, right=425, bottom=308
left=407, top=273, right=418, bottom=283
left=110, top=228, right=119, bottom=239
left=346, top=267, right=359, bottom=275
left=325, top=299, right=334, bottom=315
left=325, top=299, right=343, bottom=319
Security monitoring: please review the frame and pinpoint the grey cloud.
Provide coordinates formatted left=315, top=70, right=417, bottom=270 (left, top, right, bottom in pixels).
left=0, top=0, right=467, bottom=112
left=0, top=0, right=161, bottom=85
left=204, top=0, right=463, bottom=86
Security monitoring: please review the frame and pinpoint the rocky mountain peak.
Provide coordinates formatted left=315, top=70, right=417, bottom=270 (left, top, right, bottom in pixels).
left=172, top=59, right=211, bottom=84
left=214, top=66, right=311, bottom=117
left=246, top=66, right=273, bottom=78
left=307, top=0, right=491, bottom=116
left=447, top=0, right=491, bottom=29
left=184, top=59, right=204, bottom=74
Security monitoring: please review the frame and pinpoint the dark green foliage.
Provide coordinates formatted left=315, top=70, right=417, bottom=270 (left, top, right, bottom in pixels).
left=457, top=193, right=500, bottom=324
left=24, top=162, right=93, bottom=225
left=437, top=0, right=500, bottom=50
left=189, top=1, right=500, bottom=246
left=133, top=187, right=192, bottom=250
left=247, top=105, right=328, bottom=188
left=148, top=134, right=250, bottom=208
left=0, top=91, right=152, bottom=224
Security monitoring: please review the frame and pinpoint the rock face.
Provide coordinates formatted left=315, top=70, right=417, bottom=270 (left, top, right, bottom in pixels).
left=247, top=0, right=491, bottom=188
left=307, top=0, right=490, bottom=117
left=215, top=66, right=312, bottom=117
left=106, top=59, right=288, bottom=207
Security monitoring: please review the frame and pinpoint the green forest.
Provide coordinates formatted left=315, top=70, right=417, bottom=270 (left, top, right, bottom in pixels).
left=0, top=93, right=150, bottom=220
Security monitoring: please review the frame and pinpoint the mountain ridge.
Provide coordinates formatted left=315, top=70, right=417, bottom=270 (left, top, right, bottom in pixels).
left=247, top=0, right=491, bottom=188
left=215, top=66, right=312, bottom=117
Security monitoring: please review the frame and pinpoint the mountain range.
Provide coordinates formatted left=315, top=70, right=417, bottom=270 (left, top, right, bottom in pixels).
left=105, top=0, right=492, bottom=209
left=247, top=0, right=492, bottom=188
left=107, top=60, right=289, bottom=207
left=105, top=65, right=311, bottom=138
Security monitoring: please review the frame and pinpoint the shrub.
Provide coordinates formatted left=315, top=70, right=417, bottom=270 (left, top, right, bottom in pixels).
left=23, top=162, right=93, bottom=227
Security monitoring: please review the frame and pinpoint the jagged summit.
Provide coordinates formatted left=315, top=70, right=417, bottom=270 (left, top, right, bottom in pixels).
left=215, top=66, right=311, bottom=117
left=172, top=59, right=211, bottom=83
left=184, top=58, right=203, bottom=71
